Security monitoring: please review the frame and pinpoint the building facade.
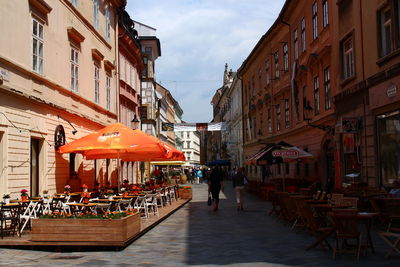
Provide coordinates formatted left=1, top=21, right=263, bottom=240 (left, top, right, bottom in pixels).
left=183, top=131, right=201, bottom=166
left=0, top=0, right=124, bottom=197
left=239, top=0, right=336, bottom=190
left=118, top=10, right=144, bottom=184
left=332, top=0, right=400, bottom=188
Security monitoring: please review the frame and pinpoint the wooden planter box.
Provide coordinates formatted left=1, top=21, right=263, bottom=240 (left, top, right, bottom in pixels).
left=178, top=188, right=192, bottom=199
left=31, top=213, right=141, bottom=244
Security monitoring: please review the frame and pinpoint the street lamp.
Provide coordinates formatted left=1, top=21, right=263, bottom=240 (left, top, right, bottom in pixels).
left=131, top=112, right=140, bottom=130
left=303, top=101, right=335, bottom=135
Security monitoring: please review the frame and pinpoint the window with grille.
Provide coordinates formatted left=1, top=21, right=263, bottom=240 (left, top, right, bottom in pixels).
left=32, top=18, right=44, bottom=74
left=283, top=43, right=289, bottom=71
left=70, top=47, right=79, bottom=92
left=301, top=18, right=306, bottom=52
left=312, top=2, right=318, bottom=40
left=314, top=76, right=320, bottom=115
left=324, top=68, right=331, bottom=110
left=274, top=51, right=279, bottom=78
left=94, top=64, right=100, bottom=104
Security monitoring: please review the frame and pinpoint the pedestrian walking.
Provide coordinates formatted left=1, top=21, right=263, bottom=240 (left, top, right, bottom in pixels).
left=232, top=167, right=247, bottom=211
left=208, top=166, right=224, bottom=211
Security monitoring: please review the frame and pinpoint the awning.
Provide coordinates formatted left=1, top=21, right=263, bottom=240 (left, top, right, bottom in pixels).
left=244, top=144, right=275, bottom=165
left=150, top=161, right=186, bottom=166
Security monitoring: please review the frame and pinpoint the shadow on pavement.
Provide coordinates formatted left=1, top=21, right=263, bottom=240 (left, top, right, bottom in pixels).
left=185, top=182, right=400, bottom=266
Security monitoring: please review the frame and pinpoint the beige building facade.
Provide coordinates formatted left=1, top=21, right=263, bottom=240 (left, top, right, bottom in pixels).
left=0, top=0, right=123, bottom=198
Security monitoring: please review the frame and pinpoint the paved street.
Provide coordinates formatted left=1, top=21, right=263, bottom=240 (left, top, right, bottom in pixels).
left=0, top=183, right=399, bottom=266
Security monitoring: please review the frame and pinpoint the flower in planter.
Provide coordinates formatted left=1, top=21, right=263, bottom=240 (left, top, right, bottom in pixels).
left=106, top=189, right=114, bottom=197
left=121, top=187, right=126, bottom=193
left=3, top=193, right=10, bottom=199
left=20, top=189, right=29, bottom=197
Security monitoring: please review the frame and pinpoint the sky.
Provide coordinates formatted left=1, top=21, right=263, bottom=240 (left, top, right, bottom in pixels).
left=126, top=0, right=286, bottom=123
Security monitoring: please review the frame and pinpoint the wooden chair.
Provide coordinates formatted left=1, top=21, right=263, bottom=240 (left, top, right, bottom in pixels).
left=0, top=204, right=20, bottom=238
left=332, top=210, right=363, bottom=261
left=302, top=203, right=334, bottom=251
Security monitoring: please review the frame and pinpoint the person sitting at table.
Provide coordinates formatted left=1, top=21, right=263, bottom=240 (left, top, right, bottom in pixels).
left=389, top=180, right=400, bottom=198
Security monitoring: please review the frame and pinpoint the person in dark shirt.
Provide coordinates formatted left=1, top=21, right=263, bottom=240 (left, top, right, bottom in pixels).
left=208, top=166, right=224, bottom=211
left=232, top=167, right=247, bottom=211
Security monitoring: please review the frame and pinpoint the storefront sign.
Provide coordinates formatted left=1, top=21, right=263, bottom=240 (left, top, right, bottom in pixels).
left=387, top=84, right=397, bottom=98
left=341, top=117, right=358, bottom=133
left=272, top=149, right=299, bottom=158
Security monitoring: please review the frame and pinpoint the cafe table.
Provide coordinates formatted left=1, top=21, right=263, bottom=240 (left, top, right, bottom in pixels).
left=67, top=203, right=96, bottom=214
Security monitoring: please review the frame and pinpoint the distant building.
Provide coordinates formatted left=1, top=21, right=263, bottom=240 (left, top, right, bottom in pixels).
left=183, top=131, right=200, bottom=166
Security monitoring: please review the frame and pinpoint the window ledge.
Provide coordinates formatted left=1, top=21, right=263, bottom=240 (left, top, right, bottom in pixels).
left=340, top=75, right=356, bottom=87
left=376, top=49, right=400, bottom=66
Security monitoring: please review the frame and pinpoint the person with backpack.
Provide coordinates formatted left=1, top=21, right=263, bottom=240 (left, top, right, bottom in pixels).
left=232, top=167, right=248, bottom=211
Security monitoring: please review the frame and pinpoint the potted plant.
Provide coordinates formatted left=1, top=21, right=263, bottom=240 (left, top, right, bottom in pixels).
left=64, top=184, right=71, bottom=194
left=3, top=193, right=11, bottom=204
left=20, top=189, right=29, bottom=201
left=42, top=190, right=49, bottom=198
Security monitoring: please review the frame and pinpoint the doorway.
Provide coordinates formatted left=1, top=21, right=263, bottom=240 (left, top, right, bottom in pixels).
left=30, top=138, right=42, bottom=197
left=323, top=140, right=335, bottom=193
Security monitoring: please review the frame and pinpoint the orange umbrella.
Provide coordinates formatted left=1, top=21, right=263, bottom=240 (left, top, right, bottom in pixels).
left=58, top=123, right=169, bottom=161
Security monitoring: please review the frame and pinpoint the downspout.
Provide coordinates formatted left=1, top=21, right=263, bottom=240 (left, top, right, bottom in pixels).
left=359, top=0, right=368, bottom=184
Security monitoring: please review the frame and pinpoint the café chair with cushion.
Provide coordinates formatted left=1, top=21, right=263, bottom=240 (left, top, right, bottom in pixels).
left=379, top=228, right=400, bottom=258
left=332, top=211, right=363, bottom=261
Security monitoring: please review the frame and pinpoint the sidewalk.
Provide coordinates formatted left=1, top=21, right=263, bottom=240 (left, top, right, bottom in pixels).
left=0, top=182, right=398, bottom=266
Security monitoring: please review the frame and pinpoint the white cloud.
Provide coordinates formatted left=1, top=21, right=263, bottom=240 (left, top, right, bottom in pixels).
left=126, top=0, right=285, bottom=122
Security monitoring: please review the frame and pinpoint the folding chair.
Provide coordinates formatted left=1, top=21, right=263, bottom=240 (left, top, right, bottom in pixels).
left=117, top=199, right=132, bottom=212
left=94, top=203, right=111, bottom=214
left=20, top=201, right=39, bottom=234
left=134, top=196, right=148, bottom=218
left=146, top=194, right=159, bottom=217
left=380, top=230, right=400, bottom=258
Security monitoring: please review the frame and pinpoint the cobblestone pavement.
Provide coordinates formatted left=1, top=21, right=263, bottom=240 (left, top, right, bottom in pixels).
left=0, top=183, right=399, bottom=266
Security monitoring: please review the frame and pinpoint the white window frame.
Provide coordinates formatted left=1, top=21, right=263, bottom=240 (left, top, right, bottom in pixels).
left=314, top=76, right=320, bottom=115
left=342, top=37, right=355, bottom=80
left=312, top=2, right=318, bottom=40
left=294, top=29, right=298, bottom=60
left=301, top=18, right=306, bottom=52
left=70, top=47, right=79, bottom=92
left=106, top=75, right=111, bottom=110
left=94, top=64, right=100, bottom=104
left=105, top=6, right=111, bottom=42
left=274, top=51, right=279, bottom=78
left=283, top=43, right=289, bottom=71
left=323, top=0, right=329, bottom=28
left=32, top=18, right=44, bottom=74
left=93, top=0, right=99, bottom=30
left=324, top=68, right=331, bottom=110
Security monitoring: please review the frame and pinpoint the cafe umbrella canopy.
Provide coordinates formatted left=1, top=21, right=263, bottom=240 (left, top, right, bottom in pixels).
left=58, top=123, right=185, bottom=188
left=245, top=141, right=315, bottom=190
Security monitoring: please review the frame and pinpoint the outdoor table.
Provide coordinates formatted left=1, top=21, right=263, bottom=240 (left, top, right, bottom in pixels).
left=1, top=203, right=19, bottom=207
left=67, top=203, right=96, bottom=214
left=54, top=193, right=80, bottom=197
left=29, top=197, right=43, bottom=200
